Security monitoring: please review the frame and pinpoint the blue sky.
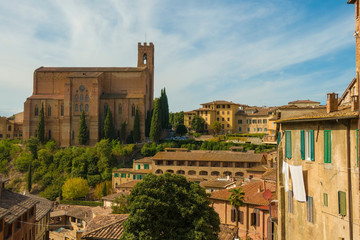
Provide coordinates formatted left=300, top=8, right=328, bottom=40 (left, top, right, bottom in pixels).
left=0, top=0, right=356, bottom=116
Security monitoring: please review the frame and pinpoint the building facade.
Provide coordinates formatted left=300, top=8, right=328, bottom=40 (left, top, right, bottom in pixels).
left=23, top=43, right=154, bottom=146
left=0, top=112, right=23, bottom=140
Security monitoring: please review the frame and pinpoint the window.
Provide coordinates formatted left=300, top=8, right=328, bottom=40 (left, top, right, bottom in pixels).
left=121, top=173, right=126, bottom=178
left=285, top=131, right=292, bottom=158
left=222, top=105, right=225, bottom=108
left=132, top=104, right=136, bottom=117
left=35, top=105, right=39, bottom=116
left=217, top=118, right=219, bottom=121
left=0, top=134, right=2, bottom=138
left=80, top=104, right=83, bottom=112
left=238, top=120, right=242, bottom=124
left=239, top=127, right=242, bottom=132
left=8, top=125, right=11, bottom=131
left=288, top=190, right=293, bottom=213
left=247, top=128, right=250, bottom=132
left=80, top=94, right=84, bottom=102
left=85, top=91, right=89, bottom=102
left=301, top=130, right=314, bottom=161
left=338, top=191, right=346, bottom=216
left=227, top=111, right=229, bottom=114
left=258, top=119, right=262, bottom=124
left=227, top=105, right=230, bottom=108
left=239, top=211, right=244, bottom=224
left=250, top=210, right=259, bottom=226
left=324, top=130, right=331, bottom=163
left=48, top=130, right=51, bottom=140
left=143, top=53, right=147, bottom=64
left=307, top=196, right=313, bottom=223
left=61, top=104, right=64, bottom=116
left=75, top=94, right=79, bottom=102
left=217, top=111, right=219, bottom=115
left=263, top=119, right=267, bottom=123
left=216, top=105, right=220, bottom=108
left=222, top=118, right=224, bottom=121
left=137, top=165, right=141, bottom=170
left=133, top=175, right=136, bottom=180
left=264, top=128, right=267, bottom=132
left=144, top=164, right=149, bottom=169
left=227, top=118, right=230, bottom=121
left=323, top=193, right=328, bottom=207
left=252, top=120, right=256, bottom=124
left=227, top=124, right=230, bottom=127
left=222, top=111, right=224, bottom=114
left=85, top=104, right=89, bottom=112
left=231, top=208, right=236, bottom=222
left=48, top=105, right=51, bottom=116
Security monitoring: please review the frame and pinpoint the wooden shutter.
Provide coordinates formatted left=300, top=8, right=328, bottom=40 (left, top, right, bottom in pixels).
left=324, top=130, right=331, bottom=163
left=301, top=130, right=305, bottom=160
left=310, top=130, right=315, bottom=161
left=338, top=191, right=346, bottom=216
left=231, top=208, right=235, bottom=222
left=239, top=211, right=244, bottom=224
left=285, top=131, right=292, bottom=159
left=251, top=213, right=256, bottom=226
left=277, top=132, right=281, bottom=146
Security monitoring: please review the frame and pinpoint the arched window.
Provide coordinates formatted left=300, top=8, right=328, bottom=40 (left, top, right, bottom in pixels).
left=199, top=171, right=208, bottom=176
left=223, top=171, right=232, bottom=177
left=235, top=172, right=244, bottom=177
left=85, top=104, right=89, bottom=112
left=80, top=94, right=84, bottom=102
left=85, top=93, right=89, bottom=102
left=80, top=104, right=83, bottom=112
left=211, top=171, right=220, bottom=176
left=35, top=105, right=38, bottom=116
left=75, top=94, right=79, bottom=102
left=75, top=104, right=78, bottom=112
left=118, top=104, right=122, bottom=117
left=48, top=130, right=51, bottom=140
left=61, top=104, right=64, bottom=116
left=176, top=170, right=185, bottom=175
left=143, top=53, right=147, bottom=64
left=131, top=104, right=135, bottom=117
left=188, top=170, right=196, bottom=175
left=155, top=169, right=163, bottom=174
left=48, top=106, right=51, bottom=117
left=166, top=169, right=174, bottom=173
left=8, top=126, right=11, bottom=131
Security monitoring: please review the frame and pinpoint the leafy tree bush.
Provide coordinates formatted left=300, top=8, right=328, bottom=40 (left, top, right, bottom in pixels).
left=112, top=194, right=130, bottom=214
left=175, top=124, right=187, bottom=136
left=62, top=177, right=89, bottom=200
left=210, top=121, right=221, bottom=136
left=14, top=152, right=32, bottom=172
left=94, top=181, right=111, bottom=199
left=87, top=174, right=102, bottom=187
left=40, top=184, right=62, bottom=201
left=191, top=115, right=205, bottom=133
left=120, top=174, right=220, bottom=240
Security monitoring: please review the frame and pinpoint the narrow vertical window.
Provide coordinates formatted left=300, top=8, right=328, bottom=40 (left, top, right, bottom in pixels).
left=61, top=104, right=64, bottom=116
left=118, top=104, right=122, bottom=117
left=132, top=104, right=135, bottom=117
left=48, top=106, right=51, bottom=117
left=307, top=196, right=313, bottom=223
left=338, top=191, right=346, bottom=216
left=85, top=90, right=89, bottom=102
left=35, top=105, right=39, bottom=116
left=80, top=94, right=84, bottom=102
left=85, top=104, right=89, bottom=112
left=143, top=53, right=147, bottom=64
left=285, top=131, right=292, bottom=158
left=48, top=130, right=51, bottom=140
left=75, top=94, right=79, bottom=102
left=324, top=130, right=331, bottom=163
left=75, top=104, right=78, bottom=112
left=80, top=104, right=83, bottom=112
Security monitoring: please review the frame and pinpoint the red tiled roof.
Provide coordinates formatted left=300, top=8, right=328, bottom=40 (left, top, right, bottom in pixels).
left=288, top=100, right=320, bottom=104
left=210, top=181, right=270, bottom=206
left=261, top=168, right=276, bottom=181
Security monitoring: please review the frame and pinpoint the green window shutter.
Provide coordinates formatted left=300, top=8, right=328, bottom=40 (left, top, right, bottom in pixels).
left=133, top=174, right=136, bottom=180
left=137, top=165, right=141, bottom=170
left=301, top=130, right=305, bottom=160
left=114, top=173, right=116, bottom=177
left=310, top=130, right=315, bottom=161
left=285, top=131, right=292, bottom=159
left=357, top=129, right=359, bottom=167
left=277, top=132, right=281, bottom=146
left=144, top=164, right=149, bottom=169
left=324, top=130, right=331, bottom=163
left=323, top=193, right=328, bottom=207
left=128, top=174, right=130, bottom=178
left=338, top=191, right=346, bottom=216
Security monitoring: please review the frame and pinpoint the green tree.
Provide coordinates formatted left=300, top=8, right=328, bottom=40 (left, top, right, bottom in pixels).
left=37, top=103, right=45, bottom=144
left=120, top=122, right=127, bottom=143
left=120, top=173, right=220, bottom=240
left=102, top=180, right=107, bottom=197
left=145, top=110, right=152, bottom=137
left=112, top=194, right=130, bottom=214
left=78, top=111, right=89, bottom=145
left=103, top=109, right=115, bottom=140
left=25, top=137, right=39, bottom=160
left=175, top=124, right=187, bottom=136
left=211, top=121, right=222, bottom=136
left=160, top=88, right=169, bottom=129
left=133, top=107, right=141, bottom=143
left=62, top=177, right=89, bottom=200
left=150, top=98, right=162, bottom=143
left=191, top=115, right=205, bottom=133
left=27, top=164, right=32, bottom=192
left=228, top=187, right=245, bottom=238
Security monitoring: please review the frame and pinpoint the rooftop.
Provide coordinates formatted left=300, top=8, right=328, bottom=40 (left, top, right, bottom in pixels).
left=246, top=165, right=268, bottom=173
left=134, top=157, right=153, bottom=163
left=288, top=100, right=320, bottom=104
left=261, top=168, right=276, bottom=181
left=35, top=66, right=147, bottom=72
left=199, top=180, right=236, bottom=189
left=210, top=181, right=274, bottom=206
left=81, top=214, right=128, bottom=240
left=102, top=192, right=129, bottom=201
left=152, top=150, right=265, bottom=163
left=201, top=100, right=242, bottom=106
left=24, top=193, right=53, bottom=221
left=218, top=224, right=238, bottom=240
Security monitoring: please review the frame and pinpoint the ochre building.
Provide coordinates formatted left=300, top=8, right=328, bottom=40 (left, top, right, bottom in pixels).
left=23, top=43, right=154, bottom=146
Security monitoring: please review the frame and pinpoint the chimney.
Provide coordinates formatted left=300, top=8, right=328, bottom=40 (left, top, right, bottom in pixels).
left=326, top=93, right=338, bottom=113
left=351, top=95, right=359, bottom=112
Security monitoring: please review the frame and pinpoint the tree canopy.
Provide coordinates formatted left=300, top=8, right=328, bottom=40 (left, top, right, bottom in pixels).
left=37, top=103, right=45, bottom=144
left=160, top=88, right=169, bottom=129
left=228, top=187, right=245, bottom=237
left=191, top=115, right=205, bottom=133
left=103, top=109, right=115, bottom=140
left=120, top=173, right=220, bottom=240
left=175, top=124, right=187, bottom=136
left=210, top=121, right=222, bottom=136
left=62, top=177, right=89, bottom=200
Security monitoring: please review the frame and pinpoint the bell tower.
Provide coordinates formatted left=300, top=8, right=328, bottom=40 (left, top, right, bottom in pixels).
left=138, top=42, right=154, bottom=108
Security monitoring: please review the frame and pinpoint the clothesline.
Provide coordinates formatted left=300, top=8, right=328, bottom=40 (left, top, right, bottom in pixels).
left=282, top=161, right=306, bottom=202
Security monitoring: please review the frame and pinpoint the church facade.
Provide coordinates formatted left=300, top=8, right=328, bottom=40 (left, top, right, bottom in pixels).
left=23, top=42, right=154, bottom=146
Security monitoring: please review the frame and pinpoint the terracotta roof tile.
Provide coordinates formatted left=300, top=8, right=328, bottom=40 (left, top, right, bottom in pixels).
left=210, top=181, right=269, bottom=206
left=288, top=100, right=320, bottom=104
left=102, top=192, right=129, bottom=201
left=24, top=193, right=53, bottom=221
left=81, top=214, right=128, bottom=240
left=199, top=180, right=236, bottom=189
left=134, top=157, right=152, bottom=163
left=0, top=189, right=38, bottom=223
left=261, top=168, right=276, bottom=181
left=246, top=165, right=268, bottom=172
left=152, top=151, right=265, bottom=163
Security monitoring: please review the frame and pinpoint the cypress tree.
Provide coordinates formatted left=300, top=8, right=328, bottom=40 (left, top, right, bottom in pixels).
left=102, top=182, right=107, bottom=197
left=150, top=98, right=162, bottom=143
left=120, top=122, right=127, bottom=143
left=145, top=110, right=152, bottom=137
left=162, top=88, right=169, bottom=129
left=37, top=103, right=45, bottom=144
left=133, top=107, right=141, bottom=143
left=103, top=109, right=115, bottom=140
left=78, top=111, right=89, bottom=145
left=27, top=164, right=32, bottom=193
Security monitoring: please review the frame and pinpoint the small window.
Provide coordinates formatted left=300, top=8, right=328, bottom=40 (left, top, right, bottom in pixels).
left=144, top=164, right=149, bottom=169
left=338, top=191, right=346, bottom=216
left=137, top=165, right=141, bottom=170
left=85, top=94, right=89, bottom=102
left=227, top=118, right=230, bottom=121
left=239, top=127, right=242, bottom=132
left=61, top=104, right=64, bottom=116
left=80, top=104, right=83, bottom=112
left=75, top=94, right=79, bottom=102
left=307, top=196, right=313, bottom=223
left=143, top=53, right=147, bottom=64
left=238, top=120, right=242, bottom=124
left=239, top=211, right=244, bottom=224
left=35, top=105, right=39, bottom=116
left=75, top=104, right=78, bottom=112
left=85, top=104, right=89, bottom=112
left=323, top=193, right=328, bottom=207
left=48, top=106, right=51, bottom=116
left=80, top=94, right=84, bottom=102
left=231, top=208, right=236, bottom=222
left=132, top=104, right=136, bottom=117
left=222, top=118, right=224, bottom=121
left=301, top=130, right=315, bottom=161
left=8, top=125, right=11, bottom=131
left=263, top=119, right=267, bottom=123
